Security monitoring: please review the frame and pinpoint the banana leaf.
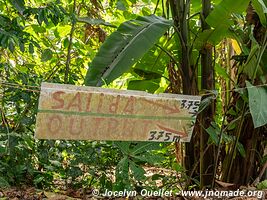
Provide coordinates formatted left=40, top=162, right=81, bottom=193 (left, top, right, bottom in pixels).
left=84, top=15, right=172, bottom=86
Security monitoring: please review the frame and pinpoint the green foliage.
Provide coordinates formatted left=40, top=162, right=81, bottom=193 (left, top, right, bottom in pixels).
left=128, top=79, right=160, bottom=93
left=252, top=0, right=267, bottom=27
left=195, top=0, right=250, bottom=48
left=206, top=0, right=250, bottom=26
left=10, top=0, right=26, bottom=14
left=257, top=179, right=267, bottom=189
left=114, top=142, right=164, bottom=189
left=41, top=49, right=53, bottom=62
left=0, top=176, right=10, bottom=188
left=0, top=0, right=266, bottom=194
left=246, top=81, right=267, bottom=128
left=197, top=94, right=216, bottom=114
left=241, top=42, right=260, bottom=78
left=84, top=15, right=172, bottom=86
left=0, top=1, right=176, bottom=191
left=205, top=122, right=246, bottom=157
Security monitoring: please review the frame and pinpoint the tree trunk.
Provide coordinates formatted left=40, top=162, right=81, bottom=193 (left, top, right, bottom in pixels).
left=199, top=0, right=215, bottom=188
left=169, top=0, right=198, bottom=180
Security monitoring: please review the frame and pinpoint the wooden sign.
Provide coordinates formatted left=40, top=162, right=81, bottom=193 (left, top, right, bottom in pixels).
left=35, top=83, right=201, bottom=142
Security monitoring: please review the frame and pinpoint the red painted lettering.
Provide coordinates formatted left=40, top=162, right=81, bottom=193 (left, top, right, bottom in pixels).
left=86, top=93, right=92, bottom=112
left=94, top=117, right=104, bottom=130
left=123, top=96, right=135, bottom=114
left=97, top=93, right=104, bottom=112
left=47, top=115, right=62, bottom=134
left=51, top=91, right=65, bottom=109
left=107, top=118, right=119, bottom=131
left=141, top=120, right=151, bottom=133
left=109, top=95, right=120, bottom=113
left=66, top=92, right=82, bottom=111
left=122, top=119, right=134, bottom=135
left=69, top=117, right=84, bottom=135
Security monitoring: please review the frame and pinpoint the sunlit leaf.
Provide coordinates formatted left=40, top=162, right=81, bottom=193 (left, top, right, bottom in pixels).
left=215, top=64, right=231, bottom=80
left=128, top=79, right=160, bottom=93
left=31, top=24, right=46, bottom=33
left=202, top=0, right=250, bottom=46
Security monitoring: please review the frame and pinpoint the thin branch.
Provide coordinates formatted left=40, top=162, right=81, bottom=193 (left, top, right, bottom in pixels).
left=172, top=25, right=186, bottom=49
left=185, top=143, right=212, bottom=189
left=153, top=0, right=160, bottom=14
left=155, top=44, right=179, bottom=66
left=151, top=32, right=176, bottom=71
left=162, top=0, right=165, bottom=17
left=211, top=95, right=232, bottom=188
left=64, top=0, right=77, bottom=83
left=188, top=12, right=200, bottom=20
left=155, top=44, right=184, bottom=78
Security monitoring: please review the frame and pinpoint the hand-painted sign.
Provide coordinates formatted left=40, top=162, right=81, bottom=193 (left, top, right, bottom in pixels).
left=35, top=82, right=201, bottom=142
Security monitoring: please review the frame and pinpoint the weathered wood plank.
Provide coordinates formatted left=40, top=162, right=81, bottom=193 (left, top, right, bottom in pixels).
left=35, top=82, right=201, bottom=142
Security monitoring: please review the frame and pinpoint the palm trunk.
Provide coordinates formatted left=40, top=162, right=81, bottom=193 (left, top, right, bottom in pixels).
left=169, top=0, right=197, bottom=179
left=199, top=0, right=215, bottom=188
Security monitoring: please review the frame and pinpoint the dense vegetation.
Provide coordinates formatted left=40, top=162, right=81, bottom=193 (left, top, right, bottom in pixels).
left=0, top=0, right=266, bottom=195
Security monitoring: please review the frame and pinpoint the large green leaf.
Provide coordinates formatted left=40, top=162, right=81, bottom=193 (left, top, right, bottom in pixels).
left=246, top=81, right=267, bottom=128
left=206, top=0, right=250, bottom=27
left=84, top=15, right=173, bottom=86
left=195, top=24, right=232, bottom=49
left=134, top=44, right=170, bottom=75
left=199, top=0, right=250, bottom=46
left=127, top=79, right=160, bottom=93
